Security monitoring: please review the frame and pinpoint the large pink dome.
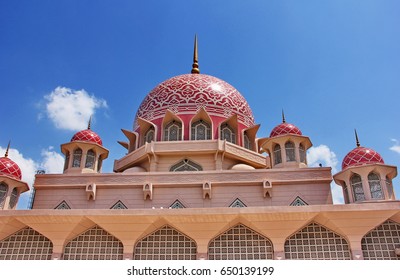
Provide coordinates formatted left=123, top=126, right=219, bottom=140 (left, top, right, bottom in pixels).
left=71, top=129, right=103, bottom=146
left=134, top=74, right=255, bottom=128
left=342, top=146, right=384, bottom=170
left=0, top=157, right=22, bottom=180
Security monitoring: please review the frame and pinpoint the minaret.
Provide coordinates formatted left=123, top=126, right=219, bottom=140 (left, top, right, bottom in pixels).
left=191, top=35, right=200, bottom=74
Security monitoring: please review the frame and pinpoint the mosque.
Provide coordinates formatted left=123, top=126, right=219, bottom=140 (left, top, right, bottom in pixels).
left=1, top=37, right=399, bottom=260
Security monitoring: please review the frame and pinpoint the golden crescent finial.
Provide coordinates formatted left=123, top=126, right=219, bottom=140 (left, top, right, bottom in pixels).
left=191, top=35, right=200, bottom=74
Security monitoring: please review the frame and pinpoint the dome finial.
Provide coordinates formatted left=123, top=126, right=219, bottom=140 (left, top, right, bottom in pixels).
left=191, top=35, right=200, bottom=74
left=354, top=129, right=360, bottom=147
left=4, top=141, right=10, bottom=157
left=282, top=110, right=286, bottom=123
left=87, top=116, right=92, bottom=130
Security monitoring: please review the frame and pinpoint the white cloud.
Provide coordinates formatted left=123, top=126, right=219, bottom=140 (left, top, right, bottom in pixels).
left=390, top=139, right=400, bottom=155
left=44, top=86, right=107, bottom=131
left=307, top=144, right=343, bottom=204
left=0, top=146, right=64, bottom=209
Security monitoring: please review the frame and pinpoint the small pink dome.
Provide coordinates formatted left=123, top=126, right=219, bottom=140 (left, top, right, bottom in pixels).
left=0, top=157, right=22, bottom=180
left=342, top=146, right=384, bottom=170
left=270, top=122, right=302, bottom=138
left=71, top=129, right=103, bottom=146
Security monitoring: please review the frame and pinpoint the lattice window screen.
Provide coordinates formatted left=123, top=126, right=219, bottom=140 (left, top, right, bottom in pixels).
left=63, top=225, right=123, bottom=260
left=361, top=220, right=400, bottom=260
left=0, top=227, right=53, bottom=260
left=208, top=224, right=273, bottom=260
left=134, top=225, right=197, bottom=260
left=284, top=222, right=351, bottom=260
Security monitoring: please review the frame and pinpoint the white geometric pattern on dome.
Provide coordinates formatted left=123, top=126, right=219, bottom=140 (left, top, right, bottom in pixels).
left=135, top=74, right=255, bottom=128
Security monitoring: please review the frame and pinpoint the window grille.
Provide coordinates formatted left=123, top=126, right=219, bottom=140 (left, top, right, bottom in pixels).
left=368, top=172, right=383, bottom=199
left=208, top=224, right=273, bottom=260
left=0, top=227, right=53, bottom=260
left=284, top=222, right=351, bottom=260
left=290, top=196, right=307, bottom=206
left=145, top=127, right=155, bottom=143
left=134, top=225, right=197, bottom=260
left=299, top=143, right=306, bottom=163
left=243, top=133, right=251, bottom=150
left=191, top=120, right=211, bottom=140
left=351, top=174, right=365, bottom=202
left=361, top=220, right=400, bottom=260
left=273, top=144, right=282, bottom=165
left=85, top=149, right=96, bottom=169
left=63, top=225, right=123, bottom=260
left=111, top=200, right=127, bottom=209
left=285, top=141, right=296, bottom=162
left=55, top=200, right=71, bottom=209
left=72, top=148, right=82, bottom=167
left=64, top=151, right=70, bottom=171
left=386, top=177, right=394, bottom=199
left=0, top=182, right=8, bottom=209
left=220, top=124, right=235, bottom=144
left=164, top=121, right=182, bottom=141
left=8, top=188, right=18, bottom=209
left=170, top=159, right=203, bottom=171
left=229, top=198, right=246, bottom=207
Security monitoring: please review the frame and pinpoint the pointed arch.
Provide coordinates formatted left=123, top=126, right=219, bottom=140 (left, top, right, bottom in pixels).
left=162, top=110, right=183, bottom=141
left=8, top=188, right=18, bottom=209
left=361, top=220, right=400, bottom=260
left=55, top=200, right=71, bottom=209
left=85, top=149, right=96, bottom=169
left=63, top=151, right=70, bottom=171
left=111, top=200, right=128, bottom=209
left=170, top=159, right=203, bottom=172
left=285, top=140, right=296, bottom=162
left=242, top=124, right=259, bottom=151
left=290, top=196, right=308, bottom=206
left=351, top=173, right=365, bottom=202
left=368, top=172, right=384, bottom=199
left=299, top=143, right=306, bottom=163
left=134, top=225, right=197, bottom=260
left=273, top=144, right=282, bottom=165
left=219, top=115, right=238, bottom=144
left=229, top=198, right=246, bottom=208
left=284, top=222, right=351, bottom=260
left=169, top=199, right=186, bottom=209
left=63, top=225, right=123, bottom=260
left=137, top=117, right=157, bottom=145
left=72, top=148, right=82, bottom=167
left=0, top=182, right=8, bottom=209
left=208, top=224, right=273, bottom=260
left=0, top=227, right=53, bottom=260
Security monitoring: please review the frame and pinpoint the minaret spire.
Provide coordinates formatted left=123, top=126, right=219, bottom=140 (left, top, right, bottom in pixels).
left=87, top=116, right=92, bottom=130
left=191, top=35, right=200, bottom=74
left=4, top=141, right=10, bottom=157
left=354, top=129, right=360, bottom=147
left=282, top=110, right=286, bottom=123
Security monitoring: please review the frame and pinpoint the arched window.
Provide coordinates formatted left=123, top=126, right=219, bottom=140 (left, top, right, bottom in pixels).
left=386, top=176, right=394, bottom=199
left=368, top=172, right=383, bottom=199
left=0, top=182, right=8, bottom=209
left=63, top=151, right=70, bottom=171
left=9, top=188, right=18, bottom=209
left=243, top=133, right=251, bottom=150
left=351, top=174, right=365, bottom=202
left=273, top=144, right=282, bottom=165
left=85, top=149, right=96, bottom=169
left=191, top=120, right=211, bottom=140
left=144, top=127, right=155, bottom=143
left=285, top=141, right=296, bottom=162
left=164, top=121, right=182, bottom=141
left=72, top=148, right=82, bottom=167
left=299, top=143, right=306, bottom=163
left=343, top=182, right=350, bottom=204
left=220, top=123, right=235, bottom=144
left=97, top=158, right=103, bottom=172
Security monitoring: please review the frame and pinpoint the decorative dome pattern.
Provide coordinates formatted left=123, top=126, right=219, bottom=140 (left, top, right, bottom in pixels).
left=270, top=123, right=302, bottom=138
left=342, top=147, right=384, bottom=170
left=0, top=157, right=22, bottom=180
left=135, top=74, right=255, bottom=128
left=71, top=129, right=103, bottom=146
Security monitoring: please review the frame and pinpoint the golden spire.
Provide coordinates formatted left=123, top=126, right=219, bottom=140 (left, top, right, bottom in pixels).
left=282, top=110, right=286, bottom=123
left=191, top=35, right=200, bottom=74
left=87, top=116, right=92, bottom=130
left=4, top=141, right=10, bottom=157
left=354, top=129, right=360, bottom=147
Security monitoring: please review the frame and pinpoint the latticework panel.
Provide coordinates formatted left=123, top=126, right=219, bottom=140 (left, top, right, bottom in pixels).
left=362, top=220, right=400, bottom=260
left=134, top=225, right=197, bottom=260
left=284, top=222, right=351, bottom=260
left=0, top=227, right=53, bottom=260
left=208, top=224, right=273, bottom=260
left=63, top=225, right=123, bottom=260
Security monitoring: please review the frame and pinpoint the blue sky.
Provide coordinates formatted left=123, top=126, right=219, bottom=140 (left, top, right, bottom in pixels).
left=1, top=1, right=399, bottom=208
